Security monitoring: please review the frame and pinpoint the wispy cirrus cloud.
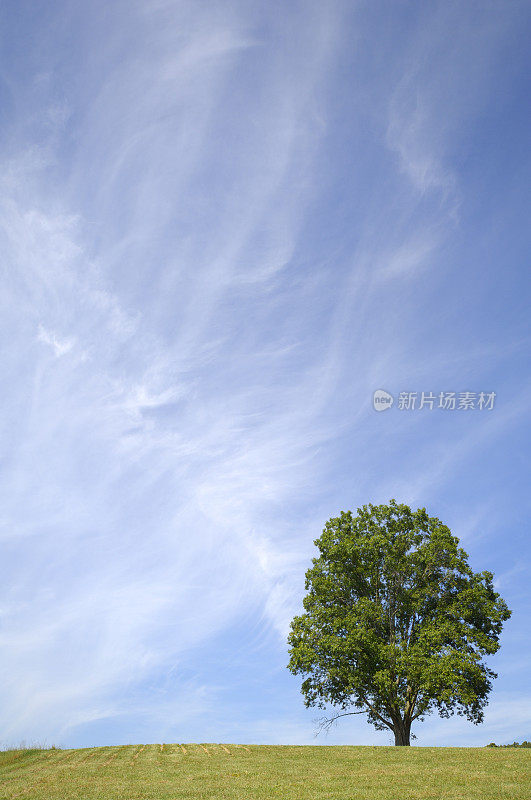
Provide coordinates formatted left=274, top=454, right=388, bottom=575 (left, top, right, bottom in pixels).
left=37, top=325, right=75, bottom=357
left=0, top=0, right=342, bottom=744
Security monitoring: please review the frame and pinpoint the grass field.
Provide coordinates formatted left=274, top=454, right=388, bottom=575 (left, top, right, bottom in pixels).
left=0, top=743, right=529, bottom=800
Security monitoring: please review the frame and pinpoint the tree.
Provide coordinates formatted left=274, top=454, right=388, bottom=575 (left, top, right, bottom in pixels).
left=287, top=500, right=511, bottom=746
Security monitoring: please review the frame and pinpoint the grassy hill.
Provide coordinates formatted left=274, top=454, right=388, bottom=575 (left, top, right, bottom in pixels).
left=1, top=743, right=529, bottom=799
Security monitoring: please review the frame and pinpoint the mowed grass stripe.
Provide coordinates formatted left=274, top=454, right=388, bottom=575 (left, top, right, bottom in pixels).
left=79, top=746, right=117, bottom=764
left=1, top=746, right=123, bottom=798
left=0, top=748, right=82, bottom=792
left=0, top=750, right=55, bottom=776
left=103, top=745, right=130, bottom=765
left=3, top=750, right=84, bottom=800
left=157, top=743, right=186, bottom=756
left=131, top=744, right=146, bottom=763
left=0, top=745, right=528, bottom=800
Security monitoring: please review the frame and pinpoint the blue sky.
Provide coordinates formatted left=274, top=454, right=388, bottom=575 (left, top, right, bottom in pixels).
left=0, top=0, right=530, bottom=748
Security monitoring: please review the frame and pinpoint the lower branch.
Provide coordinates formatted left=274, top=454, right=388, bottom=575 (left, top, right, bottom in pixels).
left=315, top=710, right=367, bottom=735
left=316, top=698, right=395, bottom=736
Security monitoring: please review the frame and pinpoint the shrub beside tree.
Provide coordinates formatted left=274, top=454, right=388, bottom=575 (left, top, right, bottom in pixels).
left=486, top=741, right=530, bottom=748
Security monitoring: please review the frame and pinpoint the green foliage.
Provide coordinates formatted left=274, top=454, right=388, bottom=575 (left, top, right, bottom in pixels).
left=287, top=501, right=511, bottom=745
left=486, top=741, right=531, bottom=748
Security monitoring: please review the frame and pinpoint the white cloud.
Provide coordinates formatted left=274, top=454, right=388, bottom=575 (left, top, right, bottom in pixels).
left=37, top=325, right=75, bottom=357
left=0, top=0, right=342, bottom=744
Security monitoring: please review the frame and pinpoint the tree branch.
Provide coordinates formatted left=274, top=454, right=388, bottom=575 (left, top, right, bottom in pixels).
left=315, top=710, right=368, bottom=734
left=361, top=696, right=394, bottom=731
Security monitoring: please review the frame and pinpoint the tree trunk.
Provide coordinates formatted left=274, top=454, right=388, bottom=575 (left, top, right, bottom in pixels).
left=393, top=721, right=411, bottom=746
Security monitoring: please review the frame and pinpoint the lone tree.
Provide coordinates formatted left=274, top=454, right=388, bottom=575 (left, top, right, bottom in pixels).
left=287, top=501, right=511, bottom=745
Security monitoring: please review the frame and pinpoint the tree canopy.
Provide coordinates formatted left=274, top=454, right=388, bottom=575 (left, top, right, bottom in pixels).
left=287, top=500, right=511, bottom=745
